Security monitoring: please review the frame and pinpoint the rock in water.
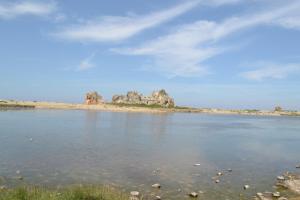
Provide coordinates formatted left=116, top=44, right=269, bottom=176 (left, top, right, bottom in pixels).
left=277, top=176, right=285, bottom=181
left=152, top=183, right=161, bottom=189
left=130, top=191, right=140, bottom=197
left=189, top=192, right=198, bottom=198
left=215, top=179, right=220, bottom=183
left=85, top=91, right=103, bottom=105
left=155, top=196, right=161, bottom=200
left=243, top=185, right=250, bottom=190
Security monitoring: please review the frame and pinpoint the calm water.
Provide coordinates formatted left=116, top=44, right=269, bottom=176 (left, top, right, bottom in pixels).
left=0, top=109, right=300, bottom=199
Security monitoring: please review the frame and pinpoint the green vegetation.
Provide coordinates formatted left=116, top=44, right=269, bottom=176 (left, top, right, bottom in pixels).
left=0, top=185, right=127, bottom=200
left=109, top=103, right=167, bottom=109
left=0, top=104, right=35, bottom=109
left=174, top=106, right=191, bottom=110
left=244, top=109, right=260, bottom=113
left=275, top=106, right=283, bottom=112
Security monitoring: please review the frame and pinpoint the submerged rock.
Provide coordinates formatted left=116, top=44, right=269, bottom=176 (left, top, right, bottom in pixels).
left=217, top=172, right=223, bottom=176
left=189, top=192, right=198, bottom=198
left=255, top=192, right=273, bottom=200
left=152, top=183, right=161, bottom=189
left=243, top=185, right=250, bottom=190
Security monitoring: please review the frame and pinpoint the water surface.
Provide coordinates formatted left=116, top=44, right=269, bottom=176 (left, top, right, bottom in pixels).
left=0, top=109, right=300, bottom=199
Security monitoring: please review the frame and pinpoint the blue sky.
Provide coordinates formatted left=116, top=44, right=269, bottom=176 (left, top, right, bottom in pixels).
left=1, top=0, right=300, bottom=110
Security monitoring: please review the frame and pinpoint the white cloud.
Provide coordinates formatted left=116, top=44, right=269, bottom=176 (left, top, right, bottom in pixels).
left=0, top=1, right=56, bottom=19
left=241, top=62, right=300, bottom=81
left=54, top=0, right=226, bottom=43
left=54, top=0, right=245, bottom=43
left=76, top=53, right=96, bottom=71
left=113, top=1, right=300, bottom=77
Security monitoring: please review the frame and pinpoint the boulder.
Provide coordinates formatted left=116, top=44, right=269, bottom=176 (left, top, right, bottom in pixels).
left=112, top=89, right=175, bottom=108
left=127, top=91, right=142, bottom=103
left=85, top=91, right=103, bottom=105
left=150, top=89, right=175, bottom=108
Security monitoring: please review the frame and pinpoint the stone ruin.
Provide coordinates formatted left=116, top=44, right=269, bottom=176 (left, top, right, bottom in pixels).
left=85, top=91, right=103, bottom=105
left=112, top=89, right=175, bottom=108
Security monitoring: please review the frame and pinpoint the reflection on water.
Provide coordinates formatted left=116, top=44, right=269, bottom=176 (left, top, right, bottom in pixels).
left=0, top=110, right=300, bottom=199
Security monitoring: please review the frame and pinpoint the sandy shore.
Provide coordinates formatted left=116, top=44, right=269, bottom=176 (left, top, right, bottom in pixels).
left=1, top=100, right=300, bottom=117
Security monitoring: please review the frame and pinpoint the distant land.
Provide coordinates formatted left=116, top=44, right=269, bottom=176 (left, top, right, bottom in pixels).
left=1, top=99, right=299, bottom=117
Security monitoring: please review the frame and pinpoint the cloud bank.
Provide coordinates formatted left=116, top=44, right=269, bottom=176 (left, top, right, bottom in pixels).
left=113, top=1, right=300, bottom=77
left=241, top=62, right=300, bottom=81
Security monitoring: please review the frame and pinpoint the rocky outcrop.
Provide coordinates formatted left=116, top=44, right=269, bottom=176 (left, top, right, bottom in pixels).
left=85, top=91, right=103, bottom=105
left=276, top=172, right=300, bottom=194
left=112, top=89, right=175, bottom=108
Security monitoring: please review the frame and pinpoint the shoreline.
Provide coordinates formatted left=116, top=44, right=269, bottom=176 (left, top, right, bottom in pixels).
left=1, top=100, right=300, bottom=117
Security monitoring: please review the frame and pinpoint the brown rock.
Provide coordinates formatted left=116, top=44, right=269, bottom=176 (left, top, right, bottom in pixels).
left=85, top=91, right=103, bottom=105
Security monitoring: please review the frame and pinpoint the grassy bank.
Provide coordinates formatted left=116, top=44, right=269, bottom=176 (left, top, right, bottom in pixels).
left=0, top=185, right=127, bottom=200
left=0, top=100, right=35, bottom=109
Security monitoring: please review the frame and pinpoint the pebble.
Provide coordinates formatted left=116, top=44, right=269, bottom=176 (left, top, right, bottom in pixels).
left=152, top=183, right=161, bottom=189
left=277, top=176, right=285, bottom=181
left=227, top=168, right=232, bottom=172
left=215, top=179, right=220, bottom=183
left=130, top=191, right=140, bottom=197
left=189, top=192, right=198, bottom=198
left=272, top=192, right=280, bottom=197
left=243, top=185, right=250, bottom=190
left=194, top=163, right=201, bottom=166
left=155, top=196, right=161, bottom=200
left=217, top=172, right=223, bottom=176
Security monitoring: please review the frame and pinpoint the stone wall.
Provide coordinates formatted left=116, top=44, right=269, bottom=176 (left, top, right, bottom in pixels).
left=112, top=89, right=175, bottom=108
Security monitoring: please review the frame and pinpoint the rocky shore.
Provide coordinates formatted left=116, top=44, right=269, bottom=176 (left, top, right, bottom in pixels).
left=1, top=99, right=300, bottom=117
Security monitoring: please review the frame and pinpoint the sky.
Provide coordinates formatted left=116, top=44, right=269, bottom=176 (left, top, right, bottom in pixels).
left=0, top=0, right=300, bottom=110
